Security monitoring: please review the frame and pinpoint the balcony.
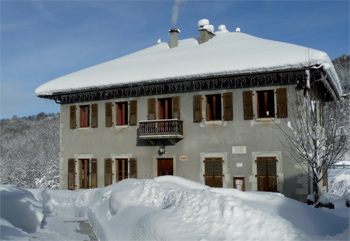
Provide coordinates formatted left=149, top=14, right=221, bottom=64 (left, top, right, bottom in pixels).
left=138, top=119, right=183, bottom=144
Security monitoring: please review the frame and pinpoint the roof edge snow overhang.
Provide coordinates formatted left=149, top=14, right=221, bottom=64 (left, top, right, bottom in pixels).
left=37, top=67, right=339, bottom=104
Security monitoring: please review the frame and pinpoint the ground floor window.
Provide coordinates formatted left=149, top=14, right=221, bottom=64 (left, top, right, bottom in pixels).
left=234, top=177, right=245, bottom=191
left=116, top=159, right=129, bottom=182
left=204, top=158, right=223, bottom=187
left=79, top=159, right=90, bottom=188
left=256, top=157, right=277, bottom=192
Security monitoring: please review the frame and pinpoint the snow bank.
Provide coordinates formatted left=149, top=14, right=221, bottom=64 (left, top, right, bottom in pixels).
left=328, top=162, right=350, bottom=197
left=0, top=185, right=43, bottom=239
left=1, top=177, right=349, bottom=240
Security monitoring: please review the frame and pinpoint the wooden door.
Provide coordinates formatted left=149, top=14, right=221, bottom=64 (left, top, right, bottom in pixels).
left=204, top=158, right=223, bottom=187
left=157, top=159, right=173, bottom=176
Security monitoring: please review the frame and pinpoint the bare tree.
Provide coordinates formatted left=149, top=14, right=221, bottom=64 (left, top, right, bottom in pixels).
left=280, top=73, right=349, bottom=205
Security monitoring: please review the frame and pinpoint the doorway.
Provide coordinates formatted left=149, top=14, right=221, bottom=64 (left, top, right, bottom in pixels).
left=157, top=158, right=173, bottom=176
left=204, top=158, right=223, bottom=187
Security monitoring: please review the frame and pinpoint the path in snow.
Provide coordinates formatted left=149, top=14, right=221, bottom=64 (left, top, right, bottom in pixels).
left=30, top=216, right=97, bottom=241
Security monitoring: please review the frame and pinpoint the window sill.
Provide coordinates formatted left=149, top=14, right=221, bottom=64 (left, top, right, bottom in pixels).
left=114, top=125, right=129, bottom=131
left=251, top=118, right=281, bottom=125
left=201, top=120, right=227, bottom=127
left=78, top=127, right=92, bottom=131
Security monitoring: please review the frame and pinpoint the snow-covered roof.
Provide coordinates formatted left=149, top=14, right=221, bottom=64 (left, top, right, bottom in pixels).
left=35, top=31, right=342, bottom=97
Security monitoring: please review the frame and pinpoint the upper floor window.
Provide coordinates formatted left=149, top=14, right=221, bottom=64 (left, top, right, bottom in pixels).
left=105, top=100, right=137, bottom=127
left=193, top=92, right=233, bottom=123
left=70, top=104, right=98, bottom=129
left=257, top=90, right=275, bottom=118
left=147, top=96, right=180, bottom=120
left=206, top=94, right=222, bottom=121
left=116, top=102, right=128, bottom=126
left=158, top=98, right=173, bottom=119
left=80, top=105, right=90, bottom=127
left=243, top=88, right=287, bottom=120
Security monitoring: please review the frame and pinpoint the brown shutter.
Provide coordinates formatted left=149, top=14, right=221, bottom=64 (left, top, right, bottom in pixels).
left=68, top=159, right=75, bottom=190
left=193, top=95, right=202, bottom=122
left=223, top=92, right=233, bottom=121
left=243, top=91, right=253, bottom=120
left=91, top=159, right=97, bottom=188
left=91, top=104, right=98, bottom=127
left=129, top=158, right=137, bottom=178
left=70, top=106, right=76, bottom=129
left=105, top=158, right=112, bottom=186
left=276, top=88, right=288, bottom=118
left=267, top=158, right=277, bottom=192
left=257, top=158, right=267, bottom=191
left=129, top=100, right=137, bottom=126
left=148, top=98, right=156, bottom=120
left=172, top=96, right=181, bottom=119
left=105, top=102, right=113, bottom=127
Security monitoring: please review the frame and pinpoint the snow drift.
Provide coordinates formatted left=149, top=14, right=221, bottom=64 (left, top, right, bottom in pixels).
left=1, top=176, right=349, bottom=240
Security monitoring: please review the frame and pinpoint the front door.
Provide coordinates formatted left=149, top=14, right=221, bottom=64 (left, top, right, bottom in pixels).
left=204, top=158, right=223, bottom=187
left=158, top=158, right=173, bottom=176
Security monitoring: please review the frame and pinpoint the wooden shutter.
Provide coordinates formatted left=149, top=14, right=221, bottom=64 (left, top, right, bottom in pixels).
left=257, top=158, right=267, bottom=191
left=223, top=92, right=233, bottom=121
left=68, top=159, right=75, bottom=190
left=204, top=158, right=223, bottom=188
left=105, top=102, right=113, bottom=127
left=91, top=159, right=97, bottom=188
left=172, top=96, right=181, bottom=119
left=105, top=158, right=112, bottom=186
left=276, top=88, right=288, bottom=118
left=129, top=158, right=137, bottom=178
left=267, top=158, right=277, bottom=192
left=129, top=100, right=137, bottom=126
left=148, top=98, right=156, bottom=120
left=70, top=106, right=76, bottom=129
left=243, top=91, right=253, bottom=120
left=91, top=104, right=98, bottom=128
left=193, top=95, right=202, bottom=122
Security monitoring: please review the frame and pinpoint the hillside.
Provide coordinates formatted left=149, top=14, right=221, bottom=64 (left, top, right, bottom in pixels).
left=0, top=113, right=60, bottom=189
left=332, top=54, right=350, bottom=94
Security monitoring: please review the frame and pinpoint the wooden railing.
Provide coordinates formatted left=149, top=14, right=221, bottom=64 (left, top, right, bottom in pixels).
left=138, top=119, right=183, bottom=138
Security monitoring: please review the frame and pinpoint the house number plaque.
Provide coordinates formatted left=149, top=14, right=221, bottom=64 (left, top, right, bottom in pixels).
left=179, top=156, right=188, bottom=162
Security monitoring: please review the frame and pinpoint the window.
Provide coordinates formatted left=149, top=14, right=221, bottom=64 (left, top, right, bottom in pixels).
left=206, top=94, right=222, bottom=121
left=158, top=98, right=172, bottom=119
left=243, top=88, right=287, bottom=120
left=80, top=105, right=90, bottom=127
left=77, top=104, right=98, bottom=128
left=204, top=158, right=223, bottom=187
left=79, top=159, right=90, bottom=188
left=116, top=102, right=128, bottom=125
left=116, top=159, right=128, bottom=182
left=257, top=90, right=275, bottom=118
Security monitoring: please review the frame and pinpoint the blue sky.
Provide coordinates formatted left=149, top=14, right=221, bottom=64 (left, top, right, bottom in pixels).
left=1, top=0, right=349, bottom=119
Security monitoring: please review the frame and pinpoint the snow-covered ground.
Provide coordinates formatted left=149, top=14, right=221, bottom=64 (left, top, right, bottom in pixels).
left=1, top=176, right=349, bottom=241
left=329, top=161, right=350, bottom=198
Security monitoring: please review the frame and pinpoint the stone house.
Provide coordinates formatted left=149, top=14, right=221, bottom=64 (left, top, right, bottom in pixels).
left=36, top=19, right=342, bottom=202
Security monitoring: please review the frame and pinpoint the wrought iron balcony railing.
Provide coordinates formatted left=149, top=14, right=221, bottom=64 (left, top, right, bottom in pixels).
left=138, top=119, right=183, bottom=139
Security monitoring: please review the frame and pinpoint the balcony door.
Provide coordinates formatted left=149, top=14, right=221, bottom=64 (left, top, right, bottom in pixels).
left=158, top=98, right=172, bottom=120
left=157, top=158, right=173, bottom=176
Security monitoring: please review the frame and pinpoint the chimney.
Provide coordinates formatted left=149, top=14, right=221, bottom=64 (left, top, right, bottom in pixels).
left=198, top=19, right=215, bottom=44
left=169, top=28, right=180, bottom=48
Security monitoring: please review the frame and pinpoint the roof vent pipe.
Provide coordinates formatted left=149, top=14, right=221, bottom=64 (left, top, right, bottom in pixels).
left=198, top=19, right=215, bottom=44
left=169, top=28, right=180, bottom=48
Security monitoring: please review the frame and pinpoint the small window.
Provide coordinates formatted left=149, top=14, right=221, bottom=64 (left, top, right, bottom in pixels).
left=116, top=159, right=128, bottom=182
left=80, top=105, right=90, bottom=127
left=257, top=90, right=275, bottom=118
left=79, top=159, right=90, bottom=188
left=206, top=94, right=222, bottom=121
left=158, top=98, right=172, bottom=119
left=116, top=102, right=128, bottom=125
